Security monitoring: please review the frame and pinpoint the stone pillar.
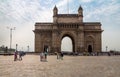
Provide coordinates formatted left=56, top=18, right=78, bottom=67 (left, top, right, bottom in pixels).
left=77, top=24, right=84, bottom=52
left=52, top=24, right=60, bottom=53
left=35, top=32, right=42, bottom=52
left=94, top=33, right=102, bottom=52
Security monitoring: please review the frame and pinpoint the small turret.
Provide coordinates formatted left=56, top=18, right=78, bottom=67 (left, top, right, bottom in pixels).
left=53, top=5, right=58, bottom=16
left=78, top=6, right=83, bottom=16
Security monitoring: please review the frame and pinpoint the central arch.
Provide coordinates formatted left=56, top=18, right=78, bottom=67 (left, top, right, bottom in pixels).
left=60, top=34, right=75, bottom=52
left=61, top=36, right=73, bottom=52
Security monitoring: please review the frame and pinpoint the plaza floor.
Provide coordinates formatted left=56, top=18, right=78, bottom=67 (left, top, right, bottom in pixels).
left=0, top=55, right=120, bottom=77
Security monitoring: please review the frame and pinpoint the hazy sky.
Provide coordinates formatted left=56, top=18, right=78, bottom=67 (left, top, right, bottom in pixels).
left=0, top=0, right=120, bottom=51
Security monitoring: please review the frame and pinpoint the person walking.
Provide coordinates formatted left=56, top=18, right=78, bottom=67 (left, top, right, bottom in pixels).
left=40, top=52, right=44, bottom=61
left=56, top=52, right=59, bottom=59
left=44, top=51, right=47, bottom=61
left=60, top=52, right=64, bottom=60
left=14, top=51, right=18, bottom=61
left=19, top=51, right=23, bottom=61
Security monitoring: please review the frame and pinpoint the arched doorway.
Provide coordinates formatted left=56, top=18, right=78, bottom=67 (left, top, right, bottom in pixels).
left=88, top=45, right=92, bottom=53
left=61, top=36, right=74, bottom=52
left=86, top=35, right=94, bottom=53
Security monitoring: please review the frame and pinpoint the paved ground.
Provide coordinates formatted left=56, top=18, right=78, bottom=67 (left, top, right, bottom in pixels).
left=0, top=55, right=120, bottom=77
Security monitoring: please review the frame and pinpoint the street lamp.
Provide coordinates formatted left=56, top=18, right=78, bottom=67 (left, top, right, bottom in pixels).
left=27, top=46, right=29, bottom=52
left=106, top=46, right=108, bottom=52
left=16, top=44, right=18, bottom=52
left=7, top=27, right=15, bottom=50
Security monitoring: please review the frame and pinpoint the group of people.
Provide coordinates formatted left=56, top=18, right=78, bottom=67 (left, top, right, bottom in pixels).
left=40, top=51, right=64, bottom=62
left=40, top=51, right=48, bottom=62
left=56, top=52, right=64, bottom=60
left=14, top=51, right=26, bottom=61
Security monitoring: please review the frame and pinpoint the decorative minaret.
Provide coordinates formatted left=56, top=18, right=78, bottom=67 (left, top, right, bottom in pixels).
left=78, top=6, right=83, bottom=22
left=53, top=5, right=58, bottom=23
left=53, top=5, right=58, bottom=16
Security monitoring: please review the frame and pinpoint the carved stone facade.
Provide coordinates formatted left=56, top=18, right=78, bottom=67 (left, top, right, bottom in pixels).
left=33, top=6, right=103, bottom=53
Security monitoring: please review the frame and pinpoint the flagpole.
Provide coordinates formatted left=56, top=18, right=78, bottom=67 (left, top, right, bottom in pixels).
left=67, top=0, right=69, bottom=14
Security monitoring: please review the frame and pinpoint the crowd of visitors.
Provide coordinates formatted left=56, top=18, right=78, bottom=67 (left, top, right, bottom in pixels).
left=12, top=50, right=120, bottom=62
left=39, top=51, right=64, bottom=62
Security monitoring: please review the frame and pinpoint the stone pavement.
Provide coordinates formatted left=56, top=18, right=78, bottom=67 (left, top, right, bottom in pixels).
left=0, top=55, right=120, bottom=77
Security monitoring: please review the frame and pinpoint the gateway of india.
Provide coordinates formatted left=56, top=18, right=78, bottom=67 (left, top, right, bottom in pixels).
left=33, top=6, right=103, bottom=53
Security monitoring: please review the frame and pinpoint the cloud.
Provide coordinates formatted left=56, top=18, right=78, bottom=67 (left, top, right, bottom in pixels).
left=0, top=0, right=75, bottom=23
left=0, top=0, right=43, bottom=23
left=80, top=0, right=93, bottom=3
left=54, top=0, right=73, bottom=14
left=84, top=0, right=120, bottom=22
left=56, top=0, right=68, bottom=7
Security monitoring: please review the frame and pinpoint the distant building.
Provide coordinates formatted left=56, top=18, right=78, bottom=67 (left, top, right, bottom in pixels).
left=33, top=6, right=103, bottom=53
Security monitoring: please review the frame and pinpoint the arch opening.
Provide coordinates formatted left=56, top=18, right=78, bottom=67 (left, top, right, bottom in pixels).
left=61, top=36, right=74, bottom=52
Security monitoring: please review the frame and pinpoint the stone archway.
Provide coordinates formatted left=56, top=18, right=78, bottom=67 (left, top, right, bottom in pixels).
left=33, top=6, right=103, bottom=53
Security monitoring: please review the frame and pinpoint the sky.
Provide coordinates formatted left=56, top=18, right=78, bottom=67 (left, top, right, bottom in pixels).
left=0, top=0, right=120, bottom=52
